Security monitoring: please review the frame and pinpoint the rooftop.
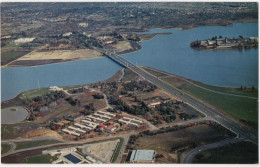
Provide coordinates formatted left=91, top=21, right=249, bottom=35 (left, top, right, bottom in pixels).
left=130, top=150, right=155, bottom=161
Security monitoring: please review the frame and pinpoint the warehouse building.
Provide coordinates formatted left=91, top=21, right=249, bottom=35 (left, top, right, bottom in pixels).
left=129, top=150, right=155, bottom=163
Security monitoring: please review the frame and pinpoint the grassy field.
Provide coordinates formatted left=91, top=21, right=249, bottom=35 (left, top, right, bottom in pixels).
left=22, top=154, right=57, bottom=163
left=15, top=140, right=63, bottom=150
left=1, top=51, right=30, bottom=65
left=179, top=85, right=258, bottom=127
left=1, top=143, right=12, bottom=154
left=19, top=88, right=51, bottom=100
left=192, top=141, right=258, bottom=163
left=194, top=81, right=258, bottom=98
left=1, top=122, right=41, bottom=140
left=111, top=138, right=124, bottom=163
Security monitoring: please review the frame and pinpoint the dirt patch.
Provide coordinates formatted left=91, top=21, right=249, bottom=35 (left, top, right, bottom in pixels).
left=22, top=129, right=63, bottom=139
left=9, top=49, right=102, bottom=66
left=111, top=41, right=132, bottom=52
left=131, top=124, right=233, bottom=163
left=84, top=139, right=120, bottom=163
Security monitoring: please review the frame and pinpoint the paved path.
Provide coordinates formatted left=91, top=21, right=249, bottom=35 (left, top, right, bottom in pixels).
left=144, top=66, right=257, bottom=100
left=182, top=137, right=246, bottom=163
left=1, top=141, right=16, bottom=157
left=118, top=68, right=125, bottom=82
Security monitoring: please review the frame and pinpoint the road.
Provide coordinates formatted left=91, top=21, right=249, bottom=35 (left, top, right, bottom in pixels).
left=105, top=53, right=257, bottom=145
left=144, top=66, right=257, bottom=100
left=1, top=141, right=16, bottom=157
left=115, top=134, right=130, bottom=163
left=181, top=137, right=246, bottom=163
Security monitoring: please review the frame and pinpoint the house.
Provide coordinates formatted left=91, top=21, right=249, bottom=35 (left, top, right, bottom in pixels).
left=49, top=86, right=63, bottom=91
left=148, top=101, right=161, bottom=108
left=104, top=124, right=116, bottom=132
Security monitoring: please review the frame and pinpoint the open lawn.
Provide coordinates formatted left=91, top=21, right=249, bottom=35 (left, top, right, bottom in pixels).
left=193, top=81, right=258, bottom=98
left=179, top=85, right=258, bottom=128
left=22, top=154, right=57, bottom=163
left=1, top=143, right=12, bottom=154
left=192, top=141, right=258, bottom=164
left=15, top=140, right=63, bottom=150
left=19, top=88, right=51, bottom=100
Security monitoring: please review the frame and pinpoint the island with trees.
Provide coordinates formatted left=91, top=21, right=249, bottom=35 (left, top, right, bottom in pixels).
left=190, top=36, right=258, bottom=50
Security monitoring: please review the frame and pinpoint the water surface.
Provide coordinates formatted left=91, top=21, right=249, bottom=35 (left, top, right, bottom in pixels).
left=1, top=23, right=258, bottom=101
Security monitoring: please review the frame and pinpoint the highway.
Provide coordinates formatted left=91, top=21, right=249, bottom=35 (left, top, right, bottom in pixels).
left=105, top=52, right=258, bottom=145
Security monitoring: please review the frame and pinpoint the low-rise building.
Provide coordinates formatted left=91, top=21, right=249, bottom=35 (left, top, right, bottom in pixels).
left=129, top=150, right=156, bottom=163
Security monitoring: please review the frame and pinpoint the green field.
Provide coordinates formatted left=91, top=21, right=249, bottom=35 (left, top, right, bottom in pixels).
left=194, top=81, right=258, bottom=98
left=15, top=140, right=63, bottom=150
left=1, top=143, right=12, bottom=154
left=1, top=51, right=30, bottom=65
left=22, top=154, right=57, bottom=163
left=179, top=85, right=258, bottom=127
left=192, top=141, right=258, bottom=163
left=19, top=88, right=51, bottom=100
left=111, top=138, right=124, bottom=163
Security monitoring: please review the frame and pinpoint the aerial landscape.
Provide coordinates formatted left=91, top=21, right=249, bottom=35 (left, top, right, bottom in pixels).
left=1, top=2, right=258, bottom=164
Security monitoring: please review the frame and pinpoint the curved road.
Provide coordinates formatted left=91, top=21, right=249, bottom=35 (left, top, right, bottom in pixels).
left=182, top=137, right=246, bottom=163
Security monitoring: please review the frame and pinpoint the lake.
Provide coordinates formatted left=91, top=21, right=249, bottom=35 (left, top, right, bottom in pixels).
left=1, top=23, right=258, bottom=101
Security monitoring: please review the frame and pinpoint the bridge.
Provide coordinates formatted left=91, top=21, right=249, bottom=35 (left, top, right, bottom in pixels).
left=105, top=52, right=257, bottom=145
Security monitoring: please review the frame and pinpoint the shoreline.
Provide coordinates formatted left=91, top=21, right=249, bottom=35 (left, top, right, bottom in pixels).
left=1, top=56, right=105, bottom=69
left=2, top=21, right=257, bottom=68
left=2, top=65, right=257, bottom=104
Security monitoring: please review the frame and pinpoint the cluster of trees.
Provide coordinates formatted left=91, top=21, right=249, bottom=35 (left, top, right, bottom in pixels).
left=179, top=113, right=197, bottom=120
left=115, top=99, right=150, bottom=115
left=65, top=97, right=81, bottom=106
left=122, top=80, right=157, bottom=92
left=25, top=91, right=66, bottom=114
left=68, top=87, right=85, bottom=94
left=92, top=93, right=104, bottom=99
